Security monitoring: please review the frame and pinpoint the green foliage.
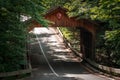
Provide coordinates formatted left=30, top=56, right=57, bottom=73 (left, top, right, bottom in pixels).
left=105, top=30, right=120, bottom=65
left=90, top=0, right=120, bottom=29
left=65, top=0, right=93, bottom=18
left=95, top=30, right=120, bottom=67
left=0, top=0, right=47, bottom=72
left=66, top=0, right=120, bottom=28
left=0, top=10, right=26, bottom=72
left=59, top=27, right=73, bottom=41
left=59, top=27, right=80, bottom=52
left=41, top=0, right=71, bottom=9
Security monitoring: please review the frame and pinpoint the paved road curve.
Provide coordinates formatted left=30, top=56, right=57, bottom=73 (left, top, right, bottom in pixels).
left=23, top=27, right=115, bottom=80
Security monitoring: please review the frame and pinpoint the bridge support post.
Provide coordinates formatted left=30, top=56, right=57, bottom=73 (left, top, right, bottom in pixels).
left=80, top=28, right=95, bottom=61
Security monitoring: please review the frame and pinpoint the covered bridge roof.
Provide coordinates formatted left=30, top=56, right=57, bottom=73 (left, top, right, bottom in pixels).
left=29, top=6, right=97, bottom=35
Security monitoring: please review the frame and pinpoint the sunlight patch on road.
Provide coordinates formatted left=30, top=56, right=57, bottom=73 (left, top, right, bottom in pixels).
left=33, top=28, right=41, bottom=34
left=33, top=27, right=49, bottom=34
left=53, top=54, right=68, bottom=60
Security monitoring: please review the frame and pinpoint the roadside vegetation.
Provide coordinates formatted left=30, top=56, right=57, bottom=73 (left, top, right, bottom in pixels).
left=96, top=29, right=120, bottom=68
left=59, top=27, right=80, bottom=52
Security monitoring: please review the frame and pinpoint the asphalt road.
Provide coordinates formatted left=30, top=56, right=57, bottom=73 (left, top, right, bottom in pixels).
left=23, top=27, right=115, bottom=80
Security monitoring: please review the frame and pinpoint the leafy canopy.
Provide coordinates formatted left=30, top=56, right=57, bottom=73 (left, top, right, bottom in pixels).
left=0, top=0, right=48, bottom=72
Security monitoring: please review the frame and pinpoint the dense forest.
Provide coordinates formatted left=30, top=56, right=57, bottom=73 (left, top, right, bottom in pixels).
left=0, top=0, right=120, bottom=73
left=0, top=0, right=48, bottom=72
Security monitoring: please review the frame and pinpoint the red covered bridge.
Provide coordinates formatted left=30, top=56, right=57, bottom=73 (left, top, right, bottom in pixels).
left=28, top=6, right=98, bottom=60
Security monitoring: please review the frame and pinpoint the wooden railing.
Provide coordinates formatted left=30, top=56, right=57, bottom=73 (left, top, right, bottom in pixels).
left=0, top=63, right=31, bottom=77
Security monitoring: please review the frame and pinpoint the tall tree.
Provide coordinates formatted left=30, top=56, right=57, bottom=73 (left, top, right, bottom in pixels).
left=0, top=0, right=47, bottom=72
